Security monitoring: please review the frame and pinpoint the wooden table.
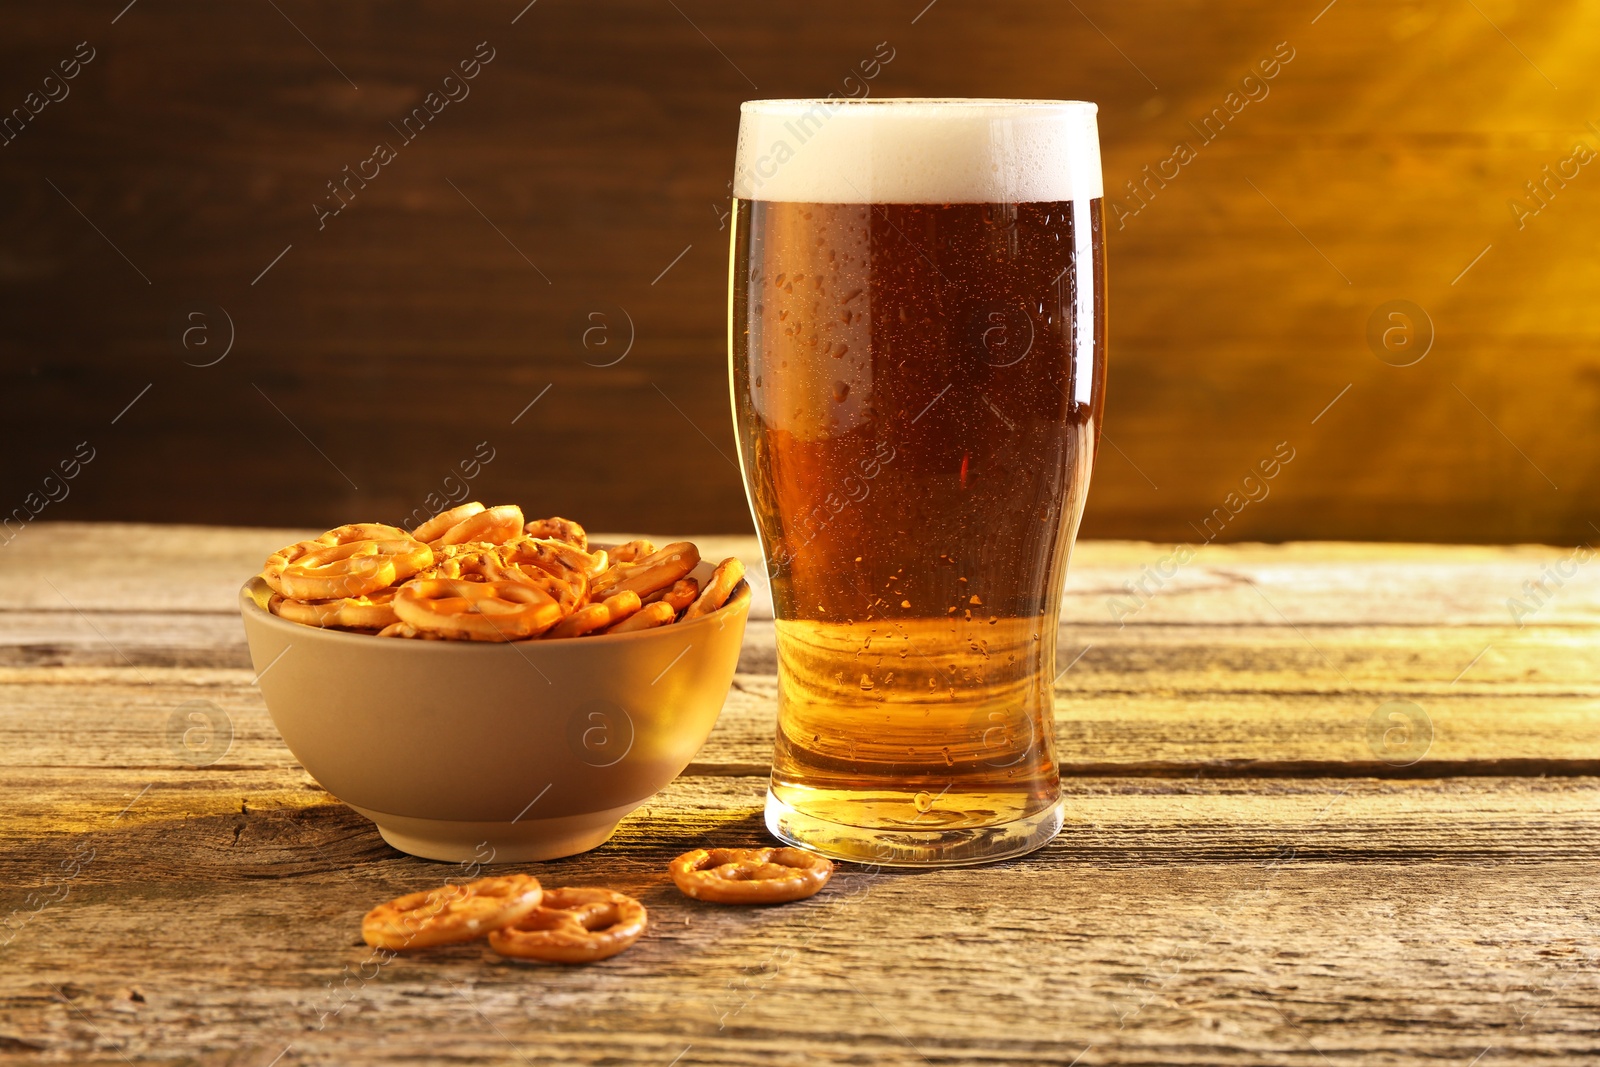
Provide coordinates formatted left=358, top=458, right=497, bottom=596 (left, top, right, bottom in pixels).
left=3, top=524, right=1598, bottom=1065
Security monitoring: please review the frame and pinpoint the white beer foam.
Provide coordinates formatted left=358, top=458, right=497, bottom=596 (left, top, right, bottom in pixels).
left=735, top=99, right=1102, bottom=204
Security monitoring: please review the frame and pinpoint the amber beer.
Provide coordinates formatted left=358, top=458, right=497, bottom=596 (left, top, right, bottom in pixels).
left=730, top=100, right=1105, bottom=865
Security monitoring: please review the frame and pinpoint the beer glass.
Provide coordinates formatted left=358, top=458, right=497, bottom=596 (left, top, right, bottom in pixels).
left=729, top=99, right=1105, bottom=866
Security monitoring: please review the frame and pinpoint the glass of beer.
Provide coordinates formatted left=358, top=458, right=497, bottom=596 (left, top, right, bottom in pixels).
left=729, top=99, right=1105, bottom=866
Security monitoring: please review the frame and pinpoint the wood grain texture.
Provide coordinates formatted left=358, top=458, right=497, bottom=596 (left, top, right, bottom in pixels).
left=3, top=773, right=1599, bottom=1065
left=3, top=526, right=1597, bottom=775
left=3, top=527, right=1599, bottom=1064
left=2, top=3, right=1598, bottom=542
left=4, top=652, right=1598, bottom=783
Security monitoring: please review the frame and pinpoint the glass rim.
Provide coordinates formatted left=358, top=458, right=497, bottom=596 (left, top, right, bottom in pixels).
left=740, top=97, right=1097, bottom=114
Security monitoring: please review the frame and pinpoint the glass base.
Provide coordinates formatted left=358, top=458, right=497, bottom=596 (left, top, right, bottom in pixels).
left=764, top=790, right=1062, bottom=868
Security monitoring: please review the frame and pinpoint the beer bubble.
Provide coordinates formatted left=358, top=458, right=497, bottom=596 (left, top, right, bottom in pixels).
left=1365, top=300, right=1433, bottom=367
left=973, top=300, right=1037, bottom=367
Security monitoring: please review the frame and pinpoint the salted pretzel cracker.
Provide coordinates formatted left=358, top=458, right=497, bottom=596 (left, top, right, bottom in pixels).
left=262, top=537, right=432, bottom=601
left=259, top=508, right=733, bottom=640
left=544, top=591, right=641, bottom=639
left=271, top=586, right=401, bottom=630
left=606, top=539, right=655, bottom=564
left=523, top=516, right=586, bottom=549
left=590, top=542, right=700, bottom=602
left=494, top=563, right=585, bottom=618
left=684, top=558, right=746, bottom=620
left=412, top=502, right=485, bottom=542
left=669, top=847, right=833, bottom=905
left=393, top=578, right=565, bottom=641
left=497, top=538, right=607, bottom=585
left=604, top=600, right=676, bottom=633
left=362, top=874, right=543, bottom=950
left=642, top=577, right=700, bottom=613
left=419, top=541, right=504, bottom=582
left=487, top=887, right=647, bottom=964
left=418, top=541, right=588, bottom=611
left=260, top=539, right=317, bottom=579
left=319, top=522, right=413, bottom=545
left=433, top=504, right=525, bottom=547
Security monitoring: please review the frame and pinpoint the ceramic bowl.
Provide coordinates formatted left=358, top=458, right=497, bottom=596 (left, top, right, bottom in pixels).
left=239, top=557, right=750, bottom=863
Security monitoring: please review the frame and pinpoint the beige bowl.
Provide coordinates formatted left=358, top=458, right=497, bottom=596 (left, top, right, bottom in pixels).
left=239, top=559, right=750, bottom=863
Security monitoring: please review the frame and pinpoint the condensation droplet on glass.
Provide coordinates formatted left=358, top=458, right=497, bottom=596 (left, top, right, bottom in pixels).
left=901, top=600, right=911, bottom=609
left=859, top=674, right=874, bottom=691
left=833, top=380, right=850, bottom=402
left=913, top=791, right=934, bottom=813
left=942, top=747, right=953, bottom=767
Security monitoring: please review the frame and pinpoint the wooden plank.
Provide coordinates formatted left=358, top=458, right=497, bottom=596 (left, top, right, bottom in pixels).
left=10, top=610, right=1600, bottom=690
left=3, top=529, right=1596, bottom=777
left=2, top=773, right=1598, bottom=1065
left=7, top=770, right=1600, bottom=866
left=2, top=654, right=1596, bottom=785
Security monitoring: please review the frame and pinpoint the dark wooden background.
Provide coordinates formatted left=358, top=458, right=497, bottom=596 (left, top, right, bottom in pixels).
left=2, top=0, right=1596, bottom=543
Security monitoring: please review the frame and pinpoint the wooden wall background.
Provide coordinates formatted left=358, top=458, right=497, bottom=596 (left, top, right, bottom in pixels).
left=2, top=0, right=1596, bottom=544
